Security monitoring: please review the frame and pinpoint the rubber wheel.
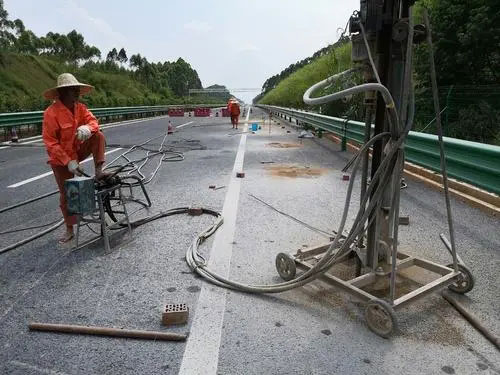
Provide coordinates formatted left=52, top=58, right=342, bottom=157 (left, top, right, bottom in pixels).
left=447, top=263, right=475, bottom=294
left=364, top=299, right=397, bottom=338
left=275, top=253, right=296, bottom=281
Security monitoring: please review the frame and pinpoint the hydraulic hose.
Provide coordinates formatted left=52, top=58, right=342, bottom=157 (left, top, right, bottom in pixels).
left=0, top=219, right=64, bottom=255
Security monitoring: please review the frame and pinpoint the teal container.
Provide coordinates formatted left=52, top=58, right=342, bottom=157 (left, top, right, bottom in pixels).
left=252, top=123, right=258, bottom=131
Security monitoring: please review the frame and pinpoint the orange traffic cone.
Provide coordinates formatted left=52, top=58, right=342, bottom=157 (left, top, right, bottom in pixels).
left=168, top=121, right=174, bottom=134
left=10, top=127, right=18, bottom=143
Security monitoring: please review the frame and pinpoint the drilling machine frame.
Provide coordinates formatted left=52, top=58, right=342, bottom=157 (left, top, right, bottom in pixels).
left=274, top=0, right=474, bottom=337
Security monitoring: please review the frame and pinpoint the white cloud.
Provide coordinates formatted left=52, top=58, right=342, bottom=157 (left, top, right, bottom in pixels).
left=236, top=43, right=259, bottom=53
left=57, top=0, right=126, bottom=53
left=183, top=20, right=212, bottom=33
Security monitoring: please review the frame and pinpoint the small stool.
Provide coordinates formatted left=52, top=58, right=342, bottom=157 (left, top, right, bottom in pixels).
left=75, top=184, right=132, bottom=252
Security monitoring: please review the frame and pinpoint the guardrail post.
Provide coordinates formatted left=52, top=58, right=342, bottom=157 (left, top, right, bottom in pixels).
left=10, top=126, right=19, bottom=142
left=341, top=119, right=348, bottom=151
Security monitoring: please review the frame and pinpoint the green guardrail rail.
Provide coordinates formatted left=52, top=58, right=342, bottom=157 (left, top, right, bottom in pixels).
left=0, top=104, right=221, bottom=130
left=258, top=104, right=500, bottom=196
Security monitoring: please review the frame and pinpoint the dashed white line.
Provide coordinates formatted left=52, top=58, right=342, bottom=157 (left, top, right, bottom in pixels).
left=7, top=148, right=122, bottom=188
left=0, top=115, right=173, bottom=150
left=175, top=121, right=194, bottom=129
left=178, top=106, right=250, bottom=375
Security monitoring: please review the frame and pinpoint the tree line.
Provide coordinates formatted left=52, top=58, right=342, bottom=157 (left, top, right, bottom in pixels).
left=0, top=0, right=221, bottom=111
left=258, top=0, right=500, bottom=144
left=260, top=36, right=349, bottom=95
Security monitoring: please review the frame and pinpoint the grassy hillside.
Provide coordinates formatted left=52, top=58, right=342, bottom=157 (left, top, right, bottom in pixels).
left=0, top=53, right=225, bottom=112
left=258, top=43, right=364, bottom=120
left=259, top=0, right=500, bottom=145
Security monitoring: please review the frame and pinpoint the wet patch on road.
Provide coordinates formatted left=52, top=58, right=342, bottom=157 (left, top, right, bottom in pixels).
left=266, top=165, right=326, bottom=178
left=187, top=285, right=201, bottom=293
left=266, top=142, right=302, bottom=148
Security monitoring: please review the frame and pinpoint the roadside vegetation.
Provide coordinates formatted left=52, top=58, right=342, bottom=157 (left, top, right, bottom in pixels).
left=0, top=1, right=228, bottom=112
left=257, top=0, right=500, bottom=145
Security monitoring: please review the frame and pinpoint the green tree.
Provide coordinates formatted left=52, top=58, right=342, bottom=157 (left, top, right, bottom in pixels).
left=129, top=53, right=141, bottom=69
left=16, top=30, right=38, bottom=54
left=0, top=0, right=15, bottom=51
left=117, top=47, right=127, bottom=65
left=54, top=34, right=72, bottom=58
left=106, top=48, right=118, bottom=62
left=67, top=29, right=85, bottom=61
left=12, top=18, right=24, bottom=35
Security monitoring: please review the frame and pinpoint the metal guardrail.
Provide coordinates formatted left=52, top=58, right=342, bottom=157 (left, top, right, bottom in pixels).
left=0, top=104, right=221, bottom=129
left=259, top=105, right=500, bottom=195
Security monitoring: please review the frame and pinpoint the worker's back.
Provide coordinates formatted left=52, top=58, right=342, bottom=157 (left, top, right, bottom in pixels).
left=230, top=103, right=240, bottom=116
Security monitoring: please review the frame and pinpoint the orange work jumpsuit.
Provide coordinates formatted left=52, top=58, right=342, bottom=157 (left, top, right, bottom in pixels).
left=230, top=103, right=240, bottom=127
left=42, top=100, right=105, bottom=226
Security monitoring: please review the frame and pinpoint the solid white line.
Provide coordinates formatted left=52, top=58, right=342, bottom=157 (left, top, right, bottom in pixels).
left=9, top=360, right=69, bottom=375
left=178, top=108, right=250, bottom=375
left=7, top=148, right=122, bottom=188
left=175, top=121, right=194, bottom=129
left=100, top=115, right=170, bottom=130
left=245, top=106, right=251, bottom=123
left=0, top=115, right=171, bottom=150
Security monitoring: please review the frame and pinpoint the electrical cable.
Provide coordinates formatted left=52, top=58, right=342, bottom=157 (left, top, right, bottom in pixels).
left=0, top=219, right=65, bottom=255
left=248, top=193, right=333, bottom=238
left=0, top=130, right=184, bottom=254
left=0, top=219, right=62, bottom=235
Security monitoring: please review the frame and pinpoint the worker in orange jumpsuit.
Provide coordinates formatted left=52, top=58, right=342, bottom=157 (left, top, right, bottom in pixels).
left=230, top=100, right=241, bottom=129
left=42, top=73, right=108, bottom=243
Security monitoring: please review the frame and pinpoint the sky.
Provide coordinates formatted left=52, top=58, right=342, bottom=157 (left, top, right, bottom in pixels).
left=5, top=0, right=359, bottom=103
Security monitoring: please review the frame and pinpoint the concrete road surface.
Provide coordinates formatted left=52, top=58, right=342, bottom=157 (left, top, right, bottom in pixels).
left=0, top=107, right=498, bottom=375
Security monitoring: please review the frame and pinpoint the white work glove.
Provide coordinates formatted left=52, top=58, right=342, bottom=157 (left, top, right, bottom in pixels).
left=76, top=125, right=92, bottom=141
left=68, top=160, right=82, bottom=176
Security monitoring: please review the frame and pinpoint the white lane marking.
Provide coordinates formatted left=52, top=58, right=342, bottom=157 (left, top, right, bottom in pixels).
left=7, top=148, right=122, bottom=188
left=0, top=115, right=172, bottom=150
left=179, top=108, right=250, bottom=375
left=175, top=121, right=194, bottom=129
left=245, top=106, right=251, bottom=123
left=100, top=115, right=170, bottom=130
left=0, top=138, right=45, bottom=150
left=9, top=360, right=70, bottom=375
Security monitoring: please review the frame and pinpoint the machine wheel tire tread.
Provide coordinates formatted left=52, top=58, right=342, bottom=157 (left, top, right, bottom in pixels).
left=275, top=253, right=296, bottom=281
left=447, top=263, right=474, bottom=294
left=364, top=299, right=397, bottom=338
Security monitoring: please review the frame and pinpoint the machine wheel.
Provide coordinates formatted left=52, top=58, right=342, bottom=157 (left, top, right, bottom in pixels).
left=275, top=253, right=296, bottom=281
left=447, top=263, right=475, bottom=294
left=364, top=299, right=397, bottom=338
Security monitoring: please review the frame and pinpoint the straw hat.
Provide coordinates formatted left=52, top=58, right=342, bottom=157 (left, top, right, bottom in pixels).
left=43, top=73, right=94, bottom=100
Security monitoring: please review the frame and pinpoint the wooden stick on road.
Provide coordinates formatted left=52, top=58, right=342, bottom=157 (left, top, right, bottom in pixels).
left=29, top=322, right=187, bottom=342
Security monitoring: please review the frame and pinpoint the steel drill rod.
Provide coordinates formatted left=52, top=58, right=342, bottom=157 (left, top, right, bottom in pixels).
left=439, top=233, right=465, bottom=266
left=29, top=322, right=187, bottom=341
left=423, top=9, right=459, bottom=272
left=442, top=293, right=499, bottom=350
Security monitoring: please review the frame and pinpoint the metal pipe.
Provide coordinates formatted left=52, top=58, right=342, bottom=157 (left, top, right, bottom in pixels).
left=423, top=9, right=459, bottom=272
left=29, top=322, right=187, bottom=341
left=359, top=107, right=373, bottom=247
left=439, top=233, right=465, bottom=266
left=441, top=293, right=499, bottom=350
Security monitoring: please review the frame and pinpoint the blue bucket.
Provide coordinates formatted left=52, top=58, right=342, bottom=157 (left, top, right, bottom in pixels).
left=251, top=123, right=258, bottom=131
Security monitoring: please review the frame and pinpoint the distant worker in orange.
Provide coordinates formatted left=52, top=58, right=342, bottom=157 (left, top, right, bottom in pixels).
left=42, top=73, right=108, bottom=243
left=229, top=99, right=241, bottom=129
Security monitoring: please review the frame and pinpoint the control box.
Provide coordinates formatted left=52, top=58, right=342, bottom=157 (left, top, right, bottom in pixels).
left=64, top=176, right=95, bottom=216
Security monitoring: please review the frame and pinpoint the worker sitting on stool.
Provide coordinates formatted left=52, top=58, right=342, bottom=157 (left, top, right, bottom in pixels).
left=42, top=73, right=109, bottom=243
